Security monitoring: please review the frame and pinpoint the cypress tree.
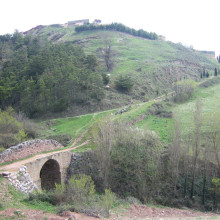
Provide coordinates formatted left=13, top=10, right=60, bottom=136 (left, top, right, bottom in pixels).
left=206, top=71, right=209, bottom=78
left=203, top=68, right=206, bottom=77
left=214, top=68, right=218, bottom=76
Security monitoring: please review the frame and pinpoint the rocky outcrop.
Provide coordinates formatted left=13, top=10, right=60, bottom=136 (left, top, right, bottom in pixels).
left=0, top=139, right=63, bottom=164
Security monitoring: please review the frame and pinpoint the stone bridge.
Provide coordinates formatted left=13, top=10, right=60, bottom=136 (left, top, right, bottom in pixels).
left=0, top=140, right=78, bottom=194
left=25, top=151, right=72, bottom=190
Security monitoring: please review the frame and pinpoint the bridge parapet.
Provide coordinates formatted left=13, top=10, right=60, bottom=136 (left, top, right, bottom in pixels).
left=0, top=139, right=63, bottom=164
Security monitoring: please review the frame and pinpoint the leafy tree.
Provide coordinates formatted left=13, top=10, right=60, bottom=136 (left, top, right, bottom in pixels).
left=85, top=54, right=98, bottom=71
left=115, top=74, right=134, bottom=92
left=102, top=73, right=110, bottom=85
left=0, top=107, right=27, bottom=149
left=93, top=120, right=161, bottom=202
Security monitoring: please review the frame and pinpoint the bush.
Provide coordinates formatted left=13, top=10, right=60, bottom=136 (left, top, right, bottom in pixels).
left=102, top=189, right=116, bottom=217
left=148, top=103, right=172, bottom=118
left=115, top=74, right=134, bottom=92
left=102, top=73, right=110, bottom=85
left=0, top=107, right=27, bottom=149
left=15, top=112, right=39, bottom=139
left=67, top=174, right=95, bottom=203
left=47, top=134, right=72, bottom=147
left=173, top=80, right=196, bottom=103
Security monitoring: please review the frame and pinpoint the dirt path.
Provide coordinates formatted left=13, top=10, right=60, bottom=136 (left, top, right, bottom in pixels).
left=0, top=139, right=90, bottom=172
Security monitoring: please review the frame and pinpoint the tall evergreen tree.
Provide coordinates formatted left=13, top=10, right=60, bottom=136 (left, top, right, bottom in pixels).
left=203, top=68, right=206, bottom=77
left=215, top=68, right=218, bottom=76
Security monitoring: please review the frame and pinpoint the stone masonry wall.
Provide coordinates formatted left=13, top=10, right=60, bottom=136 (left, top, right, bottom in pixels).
left=1, top=166, right=38, bottom=194
left=0, top=139, right=63, bottom=164
left=67, top=152, right=103, bottom=190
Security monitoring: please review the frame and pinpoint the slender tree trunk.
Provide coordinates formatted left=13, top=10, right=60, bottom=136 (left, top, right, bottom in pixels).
left=202, top=173, right=206, bottom=205
left=190, top=163, right=196, bottom=199
left=184, top=176, right=188, bottom=197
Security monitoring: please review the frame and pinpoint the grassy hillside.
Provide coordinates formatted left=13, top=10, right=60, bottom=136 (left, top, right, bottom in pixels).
left=26, top=25, right=220, bottom=112
left=38, top=77, right=220, bottom=152
left=174, top=81, right=220, bottom=138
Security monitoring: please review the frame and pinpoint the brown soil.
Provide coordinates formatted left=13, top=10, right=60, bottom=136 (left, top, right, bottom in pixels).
left=0, top=208, right=100, bottom=220
left=0, top=204, right=219, bottom=220
left=110, top=204, right=220, bottom=219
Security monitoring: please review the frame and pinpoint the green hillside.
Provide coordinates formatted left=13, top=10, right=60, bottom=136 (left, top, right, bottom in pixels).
left=25, top=24, right=220, bottom=112
left=39, top=78, right=220, bottom=152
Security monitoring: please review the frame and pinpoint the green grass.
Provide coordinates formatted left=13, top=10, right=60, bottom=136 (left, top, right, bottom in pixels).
left=39, top=99, right=173, bottom=151
left=40, top=78, right=220, bottom=150
left=6, top=183, right=56, bottom=213
left=136, top=115, right=173, bottom=143
left=174, top=83, right=220, bottom=138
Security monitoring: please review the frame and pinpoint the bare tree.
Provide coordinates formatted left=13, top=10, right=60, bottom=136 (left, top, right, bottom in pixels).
left=190, top=100, right=202, bottom=199
left=103, top=40, right=114, bottom=71
left=169, top=113, right=182, bottom=193
left=93, top=118, right=115, bottom=190
left=205, top=113, right=220, bottom=175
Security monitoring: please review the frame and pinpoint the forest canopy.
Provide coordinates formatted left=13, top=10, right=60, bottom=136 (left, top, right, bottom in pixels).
left=0, top=32, right=104, bottom=117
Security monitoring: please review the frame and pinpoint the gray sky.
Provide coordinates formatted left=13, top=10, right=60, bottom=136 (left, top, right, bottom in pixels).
left=1, top=0, right=220, bottom=56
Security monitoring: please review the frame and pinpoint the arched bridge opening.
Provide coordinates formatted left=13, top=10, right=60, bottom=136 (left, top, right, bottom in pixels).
left=40, top=159, right=61, bottom=190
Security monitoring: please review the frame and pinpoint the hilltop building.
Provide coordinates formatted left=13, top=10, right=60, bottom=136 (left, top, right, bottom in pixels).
left=93, top=19, right=101, bottom=25
left=67, top=19, right=89, bottom=27
left=158, top=35, right=166, bottom=41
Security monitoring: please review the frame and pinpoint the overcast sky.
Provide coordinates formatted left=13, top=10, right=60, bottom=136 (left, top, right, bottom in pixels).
left=1, top=0, right=220, bottom=56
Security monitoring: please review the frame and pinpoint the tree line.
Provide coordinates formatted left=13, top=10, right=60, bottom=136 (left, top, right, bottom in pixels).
left=0, top=32, right=105, bottom=117
left=75, top=22, right=158, bottom=40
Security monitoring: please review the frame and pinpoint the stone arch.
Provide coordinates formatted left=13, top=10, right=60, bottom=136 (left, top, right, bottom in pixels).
left=40, top=159, right=61, bottom=190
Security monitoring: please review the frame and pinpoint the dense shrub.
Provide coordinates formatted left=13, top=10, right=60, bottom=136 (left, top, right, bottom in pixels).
left=115, top=74, right=134, bottom=92
left=173, top=80, right=196, bottom=103
left=102, top=72, right=110, bottom=85
left=47, top=134, right=72, bottom=147
left=148, top=102, right=172, bottom=118
left=67, top=174, right=95, bottom=203
left=27, top=174, right=117, bottom=217
left=0, top=108, right=27, bottom=149
left=15, top=112, right=39, bottom=139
